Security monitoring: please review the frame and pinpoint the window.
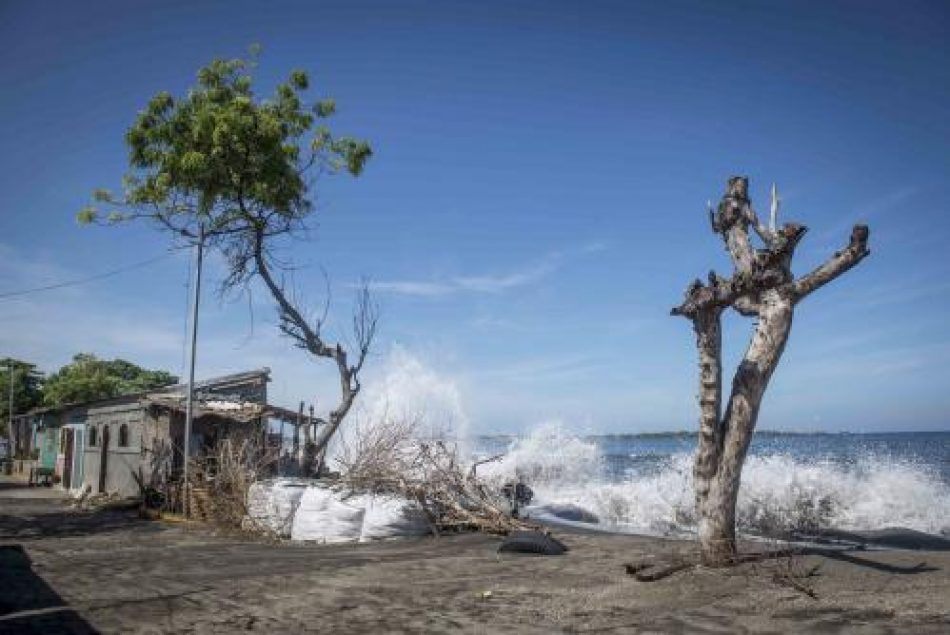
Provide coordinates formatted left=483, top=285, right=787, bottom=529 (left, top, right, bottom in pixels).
left=118, top=424, right=130, bottom=448
left=88, top=426, right=97, bottom=447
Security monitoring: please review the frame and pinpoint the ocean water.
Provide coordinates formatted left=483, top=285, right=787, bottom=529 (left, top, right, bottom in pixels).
left=472, top=425, right=950, bottom=538
left=350, top=348, right=950, bottom=540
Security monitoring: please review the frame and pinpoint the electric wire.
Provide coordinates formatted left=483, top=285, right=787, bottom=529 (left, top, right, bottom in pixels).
left=0, top=253, right=173, bottom=301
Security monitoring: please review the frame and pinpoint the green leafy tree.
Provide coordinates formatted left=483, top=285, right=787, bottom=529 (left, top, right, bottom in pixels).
left=80, top=51, right=378, bottom=469
left=0, top=358, right=44, bottom=433
left=43, top=353, right=177, bottom=406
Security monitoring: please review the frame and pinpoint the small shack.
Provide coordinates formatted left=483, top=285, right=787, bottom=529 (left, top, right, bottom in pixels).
left=9, top=368, right=300, bottom=498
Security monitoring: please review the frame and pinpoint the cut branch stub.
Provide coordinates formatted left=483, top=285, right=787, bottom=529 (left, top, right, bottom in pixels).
left=711, top=176, right=751, bottom=235
left=672, top=271, right=740, bottom=319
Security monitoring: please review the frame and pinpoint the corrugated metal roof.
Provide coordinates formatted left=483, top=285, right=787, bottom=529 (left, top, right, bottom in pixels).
left=22, top=368, right=273, bottom=416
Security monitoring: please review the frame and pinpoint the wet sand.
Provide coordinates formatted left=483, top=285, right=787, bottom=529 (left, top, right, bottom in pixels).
left=1, top=483, right=948, bottom=633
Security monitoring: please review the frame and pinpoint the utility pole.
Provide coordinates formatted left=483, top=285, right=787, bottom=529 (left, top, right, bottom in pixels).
left=182, top=223, right=205, bottom=514
left=292, top=404, right=301, bottom=465
left=278, top=416, right=285, bottom=477
left=308, top=404, right=315, bottom=443
left=6, top=364, right=13, bottom=457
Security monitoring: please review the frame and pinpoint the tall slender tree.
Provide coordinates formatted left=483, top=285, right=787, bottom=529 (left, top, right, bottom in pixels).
left=672, top=176, right=870, bottom=565
left=80, top=52, right=377, bottom=463
left=0, top=357, right=44, bottom=435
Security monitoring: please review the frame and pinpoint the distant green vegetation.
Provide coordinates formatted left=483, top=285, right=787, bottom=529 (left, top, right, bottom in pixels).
left=0, top=354, right=177, bottom=429
left=42, top=353, right=177, bottom=406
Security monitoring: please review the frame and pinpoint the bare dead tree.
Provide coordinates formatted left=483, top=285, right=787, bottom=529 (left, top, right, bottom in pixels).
left=672, top=176, right=870, bottom=566
left=250, top=232, right=379, bottom=467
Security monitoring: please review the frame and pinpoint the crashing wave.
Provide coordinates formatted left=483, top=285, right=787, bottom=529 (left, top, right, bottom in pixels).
left=479, top=426, right=950, bottom=537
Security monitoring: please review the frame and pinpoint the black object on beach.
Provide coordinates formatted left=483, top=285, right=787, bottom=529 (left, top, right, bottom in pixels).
left=498, top=531, right=568, bottom=556
left=501, top=481, right=534, bottom=518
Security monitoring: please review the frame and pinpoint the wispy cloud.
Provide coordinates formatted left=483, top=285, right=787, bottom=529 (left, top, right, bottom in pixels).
left=369, top=241, right=607, bottom=297
left=454, top=260, right=556, bottom=293
left=468, top=352, right=612, bottom=384
left=809, top=185, right=920, bottom=248
left=370, top=257, right=554, bottom=298
left=369, top=280, right=455, bottom=297
left=789, top=341, right=950, bottom=381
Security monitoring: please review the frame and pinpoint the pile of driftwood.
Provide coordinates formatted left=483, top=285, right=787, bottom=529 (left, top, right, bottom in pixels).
left=337, top=417, right=532, bottom=536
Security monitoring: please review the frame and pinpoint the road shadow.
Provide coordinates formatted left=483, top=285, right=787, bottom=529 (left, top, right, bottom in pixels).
left=0, top=505, right=163, bottom=541
left=626, top=544, right=941, bottom=582
left=0, top=545, right=97, bottom=634
left=801, top=547, right=939, bottom=574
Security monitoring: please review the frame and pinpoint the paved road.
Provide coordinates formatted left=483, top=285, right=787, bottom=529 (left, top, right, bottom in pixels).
left=0, top=476, right=70, bottom=499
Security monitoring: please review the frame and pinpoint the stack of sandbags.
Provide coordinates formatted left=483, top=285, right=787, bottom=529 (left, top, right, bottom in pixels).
left=289, top=485, right=431, bottom=543
left=359, top=494, right=430, bottom=542
left=290, top=485, right=368, bottom=543
left=245, top=479, right=307, bottom=537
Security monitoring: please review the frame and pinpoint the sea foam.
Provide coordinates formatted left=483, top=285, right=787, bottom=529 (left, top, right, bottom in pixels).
left=480, top=425, right=950, bottom=537
left=326, top=350, right=950, bottom=539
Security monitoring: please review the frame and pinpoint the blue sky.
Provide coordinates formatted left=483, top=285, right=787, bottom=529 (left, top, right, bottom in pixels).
left=1, top=0, right=948, bottom=433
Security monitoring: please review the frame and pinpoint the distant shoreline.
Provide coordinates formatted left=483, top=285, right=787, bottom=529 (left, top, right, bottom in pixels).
left=476, top=429, right=950, bottom=439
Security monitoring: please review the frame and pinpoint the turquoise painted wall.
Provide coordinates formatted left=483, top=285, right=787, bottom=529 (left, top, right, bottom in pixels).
left=38, top=424, right=59, bottom=469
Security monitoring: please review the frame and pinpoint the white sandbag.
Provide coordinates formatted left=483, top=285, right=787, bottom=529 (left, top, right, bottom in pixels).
left=359, top=495, right=431, bottom=542
left=290, top=485, right=367, bottom=543
left=245, top=479, right=307, bottom=537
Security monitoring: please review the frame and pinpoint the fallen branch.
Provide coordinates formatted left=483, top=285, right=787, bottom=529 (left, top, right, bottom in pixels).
left=624, top=561, right=694, bottom=582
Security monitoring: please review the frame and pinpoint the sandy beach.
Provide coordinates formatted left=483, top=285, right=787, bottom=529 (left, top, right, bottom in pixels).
left=2, top=482, right=948, bottom=634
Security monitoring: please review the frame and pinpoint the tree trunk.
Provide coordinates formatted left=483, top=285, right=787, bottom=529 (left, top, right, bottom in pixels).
left=674, top=177, right=869, bottom=567
left=694, top=290, right=793, bottom=564
left=252, top=234, right=377, bottom=467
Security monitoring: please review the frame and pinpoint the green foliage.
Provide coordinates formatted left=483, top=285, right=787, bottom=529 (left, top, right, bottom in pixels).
left=315, top=98, right=336, bottom=117
left=42, top=353, right=177, bottom=407
left=0, top=358, right=44, bottom=431
left=81, top=52, right=372, bottom=267
left=76, top=206, right=97, bottom=224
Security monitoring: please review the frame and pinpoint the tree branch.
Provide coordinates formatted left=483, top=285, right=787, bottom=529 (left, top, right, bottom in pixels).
left=692, top=309, right=724, bottom=482
left=711, top=177, right=757, bottom=275
left=672, top=271, right=740, bottom=319
left=792, top=225, right=870, bottom=301
left=249, top=226, right=377, bottom=462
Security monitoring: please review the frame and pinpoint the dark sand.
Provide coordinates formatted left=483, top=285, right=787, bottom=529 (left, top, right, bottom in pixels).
left=1, top=480, right=948, bottom=633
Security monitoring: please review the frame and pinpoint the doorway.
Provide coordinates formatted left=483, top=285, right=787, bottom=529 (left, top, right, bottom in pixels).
left=98, top=425, right=110, bottom=493
left=62, top=429, right=74, bottom=489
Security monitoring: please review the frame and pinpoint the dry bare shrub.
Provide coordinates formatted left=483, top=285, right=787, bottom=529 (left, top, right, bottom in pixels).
left=335, top=414, right=422, bottom=489
left=188, top=436, right=280, bottom=536
left=336, top=415, right=532, bottom=535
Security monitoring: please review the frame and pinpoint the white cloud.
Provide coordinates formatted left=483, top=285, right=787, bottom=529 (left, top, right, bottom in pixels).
left=468, top=353, right=611, bottom=384
left=368, top=241, right=607, bottom=297
left=454, top=260, right=555, bottom=293
left=367, top=280, right=455, bottom=297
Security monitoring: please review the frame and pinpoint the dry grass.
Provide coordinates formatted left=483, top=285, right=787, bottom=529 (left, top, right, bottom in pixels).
left=186, top=436, right=280, bottom=537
